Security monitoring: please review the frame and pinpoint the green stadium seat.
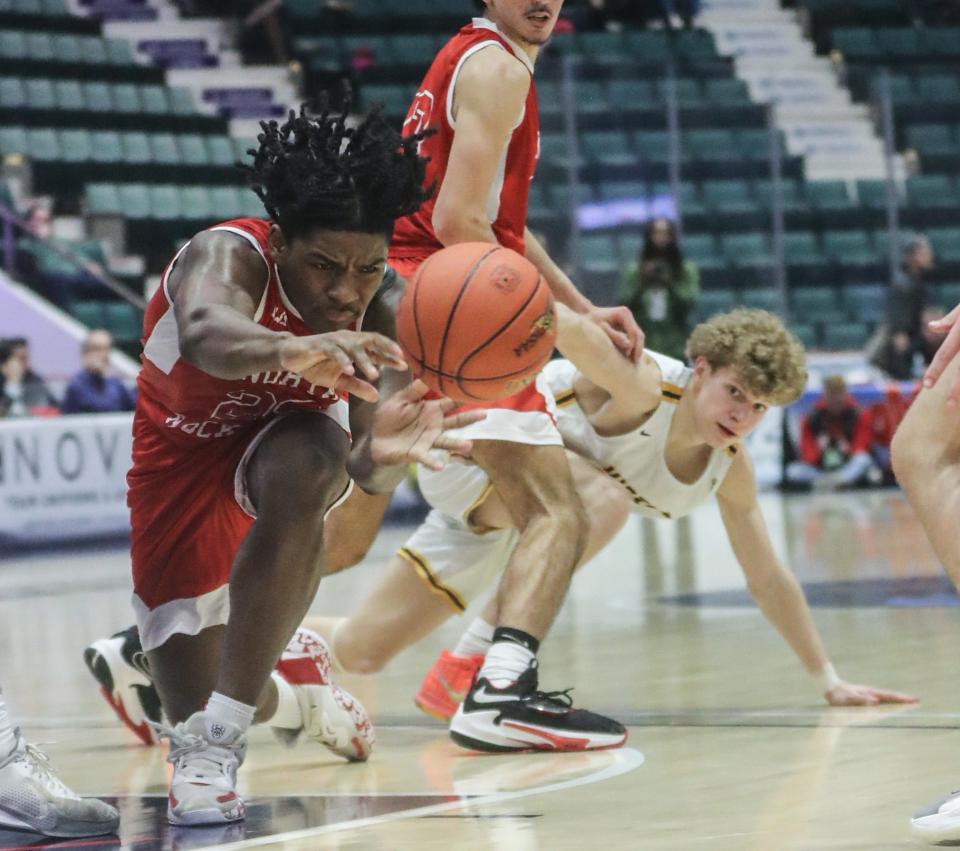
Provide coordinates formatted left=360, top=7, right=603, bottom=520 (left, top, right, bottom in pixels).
left=721, top=232, right=770, bottom=266
left=112, top=84, right=141, bottom=114
left=624, top=30, right=672, bottom=63
left=79, top=35, right=107, bottom=66
left=140, top=85, right=169, bottom=115
left=53, top=80, right=83, bottom=111
left=806, top=180, right=854, bottom=212
left=58, top=129, right=92, bottom=163
left=207, top=136, right=235, bottom=167
left=388, top=34, right=438, bottom=66
left=82, top=82, right=113, bottom=113
left=822, top=321, right=869, bottom=350
left=674, top=30, right=717, bottom=59
left=791, top=323, right=819, bottom=349
left=737, top=128, right=782, bottom=161
left=876, top=27, right=920, bottom=58
left=149, top=185, right=181, bottom=220
left=121, top=131, right=152, bottom=164
left=180, top=186, right=212, bottom=220
left=239, top=191, right=265, bottom=217
left=362, top=84, right=411, bottom=116
left=842, top=283, right=886, bottom=322
left=209, top=185, right=243, bottom=218
left=71, top=300, right=106, bottom=329
left=233, top=137, right=255, bottom=167
left=823, top=229, right=875, bottom=263
left=0, top=126, right=28, bottom=155
left=905, top=124, right=957, bottom=154
left=581, top=131, right=635, bottom=167
left=663, top=77, right=703, bottom=105
left=105, top=38, right=133, bottom=65
left=0, top=77, right=24, bottom=108
left=51, top=33, right=82, bottom=64
left=575, top=81, right=609, bottom=115
left=539, top=133, right=580, bottom=169
left=24, top=78, right=55, bottom=111
left=25, top=32, right=53, bottom=62
left=579, top=234, right=617, bottom=265
left=686, top=129, right=739, bottom=162
left=634, top=131, right=673, bottom=165
left=178, top=134, right=209, bottom=166
left=576, top=30, right=627, bottom=57
left=791, top=286, right=838, bottom=318
left=885, top=73, right=915, bottom=103
left=928, top=227, right=960, bottom=261
left=85, top=183, right=122, bottom=215
left=935, top=282, right=960, bottom=306
left=168, top=87, right=195, bottom=115
left=598, top=180, right=647, bottom=201
left=832, top=28, right=881, bottom=60
left=26, top=128, right=59, bottom=161
left=856, top=179, right=898, bottom=210
left=90, top=131, right=122, bottom=163
left=675, top=182, right=707, bottom=217
left=704, top=78, right=751, bottom=104
left=103, top=301, right=142, bottom=342
left=0, top=31, right=28, bottom=61
left=549, top=181, right=593, bottom=212
left=701, top=180, right=753, bottom=212
left=754, top=179, right=805, bottom=213
left=680, top=233, right=717, bottom=264
left=607, top=79, right=655, bottom=106
left=118, top=183, right=151, bottom=219
left=906, top=174, right=957, bottom=208
left=783, top=231, right=825, bottom=266
left=694, top=288, right=736, bottom=320
left=742, top=288, right=783, bottom=312
left=916, top=74, right=960, bottom=103
left=149, top=133, right=179, bottom=165
left=922, top=28, right=960, bottom=58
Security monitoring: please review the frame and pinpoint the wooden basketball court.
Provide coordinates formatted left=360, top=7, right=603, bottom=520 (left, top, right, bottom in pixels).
left=0, top=489, right=954, bottom=850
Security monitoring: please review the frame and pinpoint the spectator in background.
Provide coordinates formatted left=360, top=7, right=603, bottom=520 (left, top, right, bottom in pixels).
left=620, top=217, right=699, bottom=360
left=0, top=337, right=58, bottom=415
left=872, top=232, right=935, bottom=379
left=61, top=330, right=135, bottom=415
left=866, top=383, right=916, bottom=484
left=785, top=375, right=882, bottom=490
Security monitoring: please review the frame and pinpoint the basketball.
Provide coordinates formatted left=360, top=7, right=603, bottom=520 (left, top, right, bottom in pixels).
left=396, top=242, right=557, bottom=402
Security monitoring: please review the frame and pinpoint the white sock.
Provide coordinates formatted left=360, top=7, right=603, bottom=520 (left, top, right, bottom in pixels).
left=453, top=618, right=495, bottom=658
left=480, top=641, right=535, bottom=689
left=205, top=691, right=256, bottom=733
left=0, top=693, right=16, bottom=759
left=267, top=672, right=303, bottom=730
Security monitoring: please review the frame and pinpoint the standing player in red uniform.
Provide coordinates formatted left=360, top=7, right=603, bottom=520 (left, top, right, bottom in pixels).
left=125, top=105, right=480, bottom=827
left=378, top=0, right=641, bottom=752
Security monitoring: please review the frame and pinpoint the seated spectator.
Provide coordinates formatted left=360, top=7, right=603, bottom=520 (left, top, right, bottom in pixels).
left=0, top=337, right=58, bottom=416
left=866, top=382, right=916, bottom=484
left=785, top=375, right=882, bottom=490
left=61, top=330, right=136, bottom=415
left=620, top=217, right=699, bottom=360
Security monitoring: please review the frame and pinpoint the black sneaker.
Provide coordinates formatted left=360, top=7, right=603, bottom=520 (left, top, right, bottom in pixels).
left=83, top=625, right=162, bottom=745
left=449, top=662, right=627, bottom=753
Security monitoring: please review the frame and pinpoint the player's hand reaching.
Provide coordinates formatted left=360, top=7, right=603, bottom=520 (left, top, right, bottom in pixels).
left=824, top=681, right=918, bottom=707
left=922, top=301, right=960, bottom=407
left=369, top=380, right=486, bottom=471
left=586, top=305, right=644, bottom=363
left=279, top=331, right=407, bottom=403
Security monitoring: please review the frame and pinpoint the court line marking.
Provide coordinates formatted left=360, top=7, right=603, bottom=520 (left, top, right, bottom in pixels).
left=203, top=746, right=645, bottom=850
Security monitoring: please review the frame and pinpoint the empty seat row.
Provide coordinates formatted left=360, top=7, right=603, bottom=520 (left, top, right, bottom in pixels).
left=0, top=0, right=69, bottom=16
left=0, top=29, right=134, bottom=66
left=0, top=77, right=197, bottom=117
left=70, top=299, right=143, bottom=342
left=833, top=27, right=960, bottom=61
left=85, top=183, right=265, bottom=221
left=0, top=127, right=252, bottom=168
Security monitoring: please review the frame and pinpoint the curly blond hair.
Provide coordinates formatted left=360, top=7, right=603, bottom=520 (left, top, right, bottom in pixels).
left=686, top=308, right=807, bottom=406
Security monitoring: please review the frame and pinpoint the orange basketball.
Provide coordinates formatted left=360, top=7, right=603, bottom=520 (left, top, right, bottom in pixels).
left=396, top=242, right=557, bottom=403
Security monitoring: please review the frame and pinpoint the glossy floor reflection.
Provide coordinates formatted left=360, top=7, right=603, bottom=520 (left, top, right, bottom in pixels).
left=1, top=490, right=957, bottom=850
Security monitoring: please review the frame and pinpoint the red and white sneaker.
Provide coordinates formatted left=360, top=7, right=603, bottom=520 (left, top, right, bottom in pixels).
left=415, top=650, right=484, bottom=721
left=83, top=626, right=161, bottom=746
left=272, top=628, right=374, bottom=762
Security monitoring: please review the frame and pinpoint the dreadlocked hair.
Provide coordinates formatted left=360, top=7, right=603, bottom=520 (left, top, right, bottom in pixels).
left=240, top=101, right=433, bottom=241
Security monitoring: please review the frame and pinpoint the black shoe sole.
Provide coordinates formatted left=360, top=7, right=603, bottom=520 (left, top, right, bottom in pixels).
left=450, top=729, right=530, bottom=754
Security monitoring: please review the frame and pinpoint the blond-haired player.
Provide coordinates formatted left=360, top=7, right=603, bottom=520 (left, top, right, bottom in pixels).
left=310, top=306, right=914, bottom=750
left=896, top=301, right=960, bottom=845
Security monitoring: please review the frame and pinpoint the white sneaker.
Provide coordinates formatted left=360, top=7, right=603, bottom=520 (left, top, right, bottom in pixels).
left=153, top=712, right=246, bottom=826
left=83, top=626, right=161, bottom=745
left=0, top=731, right=119, bottom=837
left=272, top=628, right=375, bottom=762
left=912, top=790, right=960, bottom=845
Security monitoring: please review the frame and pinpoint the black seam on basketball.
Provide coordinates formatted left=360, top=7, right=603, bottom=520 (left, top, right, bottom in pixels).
left=411, top=253, right=439, bottom=367
left=435, top=245, right=502, bottom=396
left=415, top=360, right=550, bottom=382
left=456, top=274, right=549, bottom=380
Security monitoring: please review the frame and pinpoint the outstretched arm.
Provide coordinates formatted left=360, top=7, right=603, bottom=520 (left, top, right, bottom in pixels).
left=717, top=449, right=917, bottom=706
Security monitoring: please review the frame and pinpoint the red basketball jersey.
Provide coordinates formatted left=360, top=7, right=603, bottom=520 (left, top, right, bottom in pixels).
left=390, top=18, right=540, bottom=261
left=136, top=217, right=349, bottom=447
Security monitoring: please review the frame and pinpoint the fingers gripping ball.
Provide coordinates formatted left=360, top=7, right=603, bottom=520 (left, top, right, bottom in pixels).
left=396, top=243, right=557, bottom=402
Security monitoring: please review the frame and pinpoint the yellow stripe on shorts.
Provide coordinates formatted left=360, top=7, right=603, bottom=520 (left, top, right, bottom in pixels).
left=398, top=546, right=467, bottom=613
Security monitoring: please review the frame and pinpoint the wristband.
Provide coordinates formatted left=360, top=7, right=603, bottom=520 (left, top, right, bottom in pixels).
left=813, top=662, right=842, bottom=694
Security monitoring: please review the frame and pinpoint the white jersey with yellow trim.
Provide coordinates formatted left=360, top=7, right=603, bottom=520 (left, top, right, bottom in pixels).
left=542, top=352, right=737, bottom=520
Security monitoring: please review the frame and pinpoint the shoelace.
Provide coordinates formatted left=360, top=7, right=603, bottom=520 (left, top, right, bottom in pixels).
left=524, top=687, right=575, bottom=710
left=19, top=742, right=77, bottom=799
left=149, top=721, right=241, bottom=781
